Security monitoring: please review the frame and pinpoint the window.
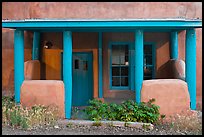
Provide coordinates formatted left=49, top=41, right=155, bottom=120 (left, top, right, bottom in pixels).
left=144, top=44, right=155, bottom=80
left=109, top=42, right=155, bottom=91
left=111, top=44, right=129, bottom=89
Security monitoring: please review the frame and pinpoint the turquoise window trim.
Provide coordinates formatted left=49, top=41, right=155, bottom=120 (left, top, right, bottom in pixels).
left=109, top=42, right=133, bottom=90
left=109, top=41, right=156, bottom=91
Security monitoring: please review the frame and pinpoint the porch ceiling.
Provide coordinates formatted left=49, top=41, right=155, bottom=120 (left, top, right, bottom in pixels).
left=2, top=18, right=202, bottom=32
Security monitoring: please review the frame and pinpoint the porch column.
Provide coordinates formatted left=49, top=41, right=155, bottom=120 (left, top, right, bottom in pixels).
left=170, top=31, right=178, bottom=60
left=98, top=32, right=103, bottom=98
left=32, top=32, right=40, bottom=60
left=63, top=31, right=73, bottom=119
left=185, top=29, right=196, bottom=110
left=135, top=30, right=144, bottom=103
left=14, top=30, right=24, bottom=104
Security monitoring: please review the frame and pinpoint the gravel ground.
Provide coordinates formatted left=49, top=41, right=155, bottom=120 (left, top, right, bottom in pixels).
left=2, top=110, right=202, bottom=135
left=2, top=121, right=202, bottom=135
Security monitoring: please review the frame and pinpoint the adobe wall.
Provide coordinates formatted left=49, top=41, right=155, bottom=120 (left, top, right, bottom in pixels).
left=2, top=2, right=202, bottom=108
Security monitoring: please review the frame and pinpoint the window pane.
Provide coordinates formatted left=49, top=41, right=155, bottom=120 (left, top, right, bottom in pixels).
left=120, top=56, right=125, bottom=65
left=121, top=77, right=128, bottom=86
left=112, top=67, right=120, bottom=76
left=144, top=56, right=152, bottom=65
left=112, top=56, right=120, bottom=65
left=112, top=77, right=120, bottom=86
left=144, top=45, right=152, bottom=54
left=74, top=60, right=79, bottom=69
left=121, top=67, right=128, bottom=76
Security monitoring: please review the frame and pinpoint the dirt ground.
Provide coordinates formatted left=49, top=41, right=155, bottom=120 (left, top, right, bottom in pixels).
left=2, top=117, right=202, bottom=135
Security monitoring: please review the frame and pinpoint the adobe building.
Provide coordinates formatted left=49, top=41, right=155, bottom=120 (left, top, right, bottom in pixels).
left=2, top=2, right=202, bottom=119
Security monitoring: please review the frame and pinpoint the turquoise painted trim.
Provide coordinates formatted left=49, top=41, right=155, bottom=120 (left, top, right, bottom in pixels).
left=61, top=52, right=63, bottom=80
left=32, top=32, right=40, bottom=60
left=98, top=32, right=103, bottom=98
left=135, top=30, right=144, bottom=104
left=130, top=42, right=135, bottom=91
left=2, top=20, right=202, bottom=29
left=185, top=29, right=196, bottom=110
left=170, top=31, right=178, bottom=60
left=14, top=30, right=24, bottom=104
left=10, top=28, right=186, bottom=32
left=109, top=42, right=132, bottom=90
left=63, top=31, right=73, bottom=119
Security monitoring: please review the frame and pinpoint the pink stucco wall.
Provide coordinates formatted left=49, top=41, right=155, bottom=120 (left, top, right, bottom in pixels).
left=2, top=2, right=202, bottom=108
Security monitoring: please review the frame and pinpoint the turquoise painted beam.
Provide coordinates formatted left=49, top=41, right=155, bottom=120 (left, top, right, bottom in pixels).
left=14, top=30, right=24, bottom=104
left=135, top=30, right=144, bottom=103
left=32, top=32, right=40, bottom=60
left=63, top=31, right=73, bottom=119
left=185, top=29, right=196, bottom=110
left=2, top=20, right=202, bottom=29
left=98, top=32, right=103, bottom=98
left=170, top=31, right=178, bottom=60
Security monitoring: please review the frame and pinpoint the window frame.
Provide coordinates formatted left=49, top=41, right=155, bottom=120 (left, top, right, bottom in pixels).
left=109, top=41, right=156, bottom=91
left=109, top=42, right=132, bottom=90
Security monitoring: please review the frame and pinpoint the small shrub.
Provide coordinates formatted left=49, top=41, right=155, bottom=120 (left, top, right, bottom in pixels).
left=84, top=98, right=161, bottom=124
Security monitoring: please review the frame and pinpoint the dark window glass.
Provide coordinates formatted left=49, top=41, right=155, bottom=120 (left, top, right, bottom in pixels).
left=112, top=67, right=120, bottom=76
left=75, top=60, right=79, bottom=69
left=121, top=67, right=128, bottom=76
left=121, top=77, right=128, bottom=86
left=144, top=45, right=152, bottom=54
left=112, top=77, right=120, bottom=86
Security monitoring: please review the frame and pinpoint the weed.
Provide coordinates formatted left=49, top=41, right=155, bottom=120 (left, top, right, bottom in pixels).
left=92, top=121, right=102, bottom=127
left=2, top=96, right=60, bottom=129
left=66, top=123, right=73, bottom=128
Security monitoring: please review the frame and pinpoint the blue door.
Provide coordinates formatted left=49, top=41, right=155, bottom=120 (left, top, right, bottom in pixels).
left=72, top=52, right=93, bottom=106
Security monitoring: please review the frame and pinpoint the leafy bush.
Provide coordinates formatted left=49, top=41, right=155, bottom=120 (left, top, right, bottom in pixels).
left=2, top=96, right=59, bottom=129
left=84, top=98, right=162, bottom=124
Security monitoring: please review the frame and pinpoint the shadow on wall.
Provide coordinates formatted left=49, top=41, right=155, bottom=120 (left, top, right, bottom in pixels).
left=156, top=59, right=185, bottom=80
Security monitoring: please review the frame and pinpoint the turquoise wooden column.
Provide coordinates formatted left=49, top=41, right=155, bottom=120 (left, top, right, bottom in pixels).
left=170, top=31, right=178, bottom=60
left=32, top=32, right=40, bottom=60
left=185, top=29, right=196, bottom=110
left=14, top=30, right=24, bottom=104
left=63, top=31, right=72, bottom=119
left=98, top=32, right=103, bottom=98
left=135, top=30, right=144, bottom=103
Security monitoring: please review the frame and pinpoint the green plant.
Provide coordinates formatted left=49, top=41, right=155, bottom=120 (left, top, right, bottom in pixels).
left=84, top=99, right=108, bottom=121
left=66, top=123, right=73, bottom=128
left=84, top=98, right=161, bottom=124
left=71, top=107, right=80, bottom=119
left=92, top=121, right=102, bottom=127
left=142, top=123, right=151, bottom=131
